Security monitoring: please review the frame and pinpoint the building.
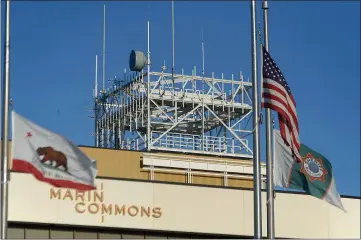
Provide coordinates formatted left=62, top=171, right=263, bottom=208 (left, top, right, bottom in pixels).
left=7, top=144, right=360, bottom=239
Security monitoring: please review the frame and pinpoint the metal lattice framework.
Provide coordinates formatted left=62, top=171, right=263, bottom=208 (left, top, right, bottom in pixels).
left=94, top=64, right=254, bottom=159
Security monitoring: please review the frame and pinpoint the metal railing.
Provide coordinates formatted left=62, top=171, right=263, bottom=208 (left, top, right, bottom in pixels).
left=151, top=131, right=250, bottom=156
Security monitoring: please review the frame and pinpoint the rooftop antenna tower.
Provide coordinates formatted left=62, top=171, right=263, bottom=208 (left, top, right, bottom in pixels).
left=92, top=3, right=256, bottom=167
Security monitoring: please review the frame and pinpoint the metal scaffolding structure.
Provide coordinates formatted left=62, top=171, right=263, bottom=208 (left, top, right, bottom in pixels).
left=92, top=22, right=254, bottom=160
left=93, top=69, right=254, bottom=159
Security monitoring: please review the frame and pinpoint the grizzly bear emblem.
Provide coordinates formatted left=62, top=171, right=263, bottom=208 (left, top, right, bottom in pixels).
left=36, top=146, right=68, bottom=172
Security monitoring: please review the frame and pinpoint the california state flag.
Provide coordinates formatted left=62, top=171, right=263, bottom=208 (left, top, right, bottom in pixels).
left=11, top=111, right=98, bottom=190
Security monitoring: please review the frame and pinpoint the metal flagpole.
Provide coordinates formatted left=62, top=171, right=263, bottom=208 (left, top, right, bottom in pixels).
left=171, top=0, right=175, bottom=88
left=250, top=0, right=262, bottom=238
left=94, top=55, right=98, bottom=147
left=1, top=0, right=11, bottom=239
left=262, top=0, right=275, bottom=239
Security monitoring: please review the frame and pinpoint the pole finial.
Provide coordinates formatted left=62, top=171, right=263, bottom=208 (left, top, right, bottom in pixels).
left=262, top=0, right=269, bottom=10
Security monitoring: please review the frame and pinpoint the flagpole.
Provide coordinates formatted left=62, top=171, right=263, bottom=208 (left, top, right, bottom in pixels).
left=171, top=0, right=175, bottom=87
left=94, top=55, right=99, bottom=148
left=250, top=0, right=262, bottom=238
left=1, top=0, right=11, bottom=239
left=262, top=0, right=275, bottom=239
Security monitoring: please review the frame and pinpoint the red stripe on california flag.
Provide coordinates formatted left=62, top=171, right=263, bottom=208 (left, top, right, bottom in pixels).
left=12, top=159, right=96, bottom=191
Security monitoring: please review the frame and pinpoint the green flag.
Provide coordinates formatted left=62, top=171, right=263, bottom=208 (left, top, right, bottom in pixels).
left=273, top=129, right=346, bottom=212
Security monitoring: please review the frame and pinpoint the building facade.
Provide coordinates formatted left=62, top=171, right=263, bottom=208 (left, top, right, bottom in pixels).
left=7, top=145, right=361, bottom=239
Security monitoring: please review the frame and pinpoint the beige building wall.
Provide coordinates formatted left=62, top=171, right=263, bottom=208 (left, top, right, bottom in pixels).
left=81, top=146, right=255, bottom=188
left=8, top=172, right=360, bottom=239
left=7, top=140, right=255, bottom=188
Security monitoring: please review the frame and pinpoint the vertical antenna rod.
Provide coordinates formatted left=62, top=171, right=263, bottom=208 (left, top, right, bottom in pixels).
left=147, top=20, right=151, bottom=151
left=251, top=0, right=263, bottom=238
left=201, top=24, right=205, bottom=76
left=171, top=0, right=175, bottom=87
left=1, top=0, right=10, bottom=239
left=263, top=0, right=275, bottom=239
left=102, top=4, right=106, bottom=92
left=95, top=55, right=98, bottom=98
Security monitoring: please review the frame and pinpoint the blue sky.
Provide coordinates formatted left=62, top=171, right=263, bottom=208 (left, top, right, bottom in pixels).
left=6, top=1, right=360, bottom=196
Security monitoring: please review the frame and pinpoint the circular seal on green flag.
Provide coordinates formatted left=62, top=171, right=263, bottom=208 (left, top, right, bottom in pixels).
left=300, top=153, right=328, bottom=182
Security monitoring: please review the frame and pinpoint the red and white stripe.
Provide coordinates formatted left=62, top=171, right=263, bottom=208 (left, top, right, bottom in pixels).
left=261, top=78, right=302, bottom=162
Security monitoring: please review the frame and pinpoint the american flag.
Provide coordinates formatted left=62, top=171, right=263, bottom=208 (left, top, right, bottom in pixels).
left=261, top=46, right=302, bottom=162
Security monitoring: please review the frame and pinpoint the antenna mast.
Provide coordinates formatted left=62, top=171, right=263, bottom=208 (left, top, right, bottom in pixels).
left=171, top=0, right=175, bottom=87
left=102, top=4, right=106, bottom=92
left=95, top=55, right=98, bottom=98
left=201, top=24, right=205, bottom=76
left=147, top=20, right=151, bottom=150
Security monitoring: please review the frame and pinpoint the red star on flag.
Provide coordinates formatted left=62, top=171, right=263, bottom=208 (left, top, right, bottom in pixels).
left=26, top=132, right=32, bottom=138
